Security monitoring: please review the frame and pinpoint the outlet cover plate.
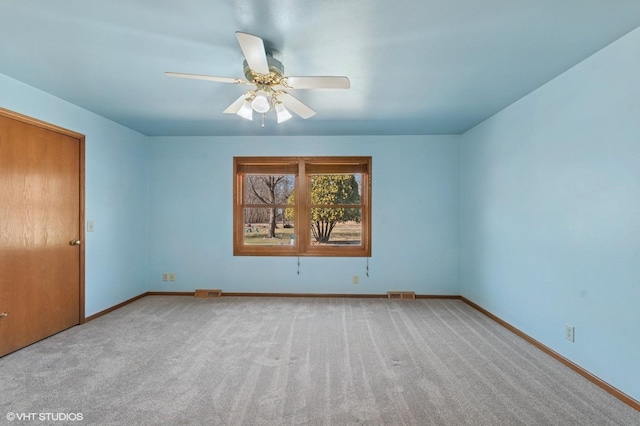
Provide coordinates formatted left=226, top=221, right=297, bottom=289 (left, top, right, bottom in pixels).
left=565, top=325, right=575, bottom=342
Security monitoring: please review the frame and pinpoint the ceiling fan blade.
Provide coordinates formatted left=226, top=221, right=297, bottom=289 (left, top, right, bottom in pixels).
left=223, top=94, right=250, bottom=114
left=284, top=76, right=350, bottom=89
left=165, top=72, right=245, bottom=85
left=236, top=32, right=270, bottom=74
left=277, top=93, right=316, bottom=119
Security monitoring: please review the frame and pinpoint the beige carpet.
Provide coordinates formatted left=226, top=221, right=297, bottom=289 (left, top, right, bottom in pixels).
left=1, top=296, right=639, bottom=425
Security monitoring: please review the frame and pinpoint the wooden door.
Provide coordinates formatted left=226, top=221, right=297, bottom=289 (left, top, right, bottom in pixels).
left=0, top=109, right=84, bottom=357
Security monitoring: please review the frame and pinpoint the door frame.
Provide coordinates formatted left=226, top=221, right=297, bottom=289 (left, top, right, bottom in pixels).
left=0, top=107, right=86, bottom=323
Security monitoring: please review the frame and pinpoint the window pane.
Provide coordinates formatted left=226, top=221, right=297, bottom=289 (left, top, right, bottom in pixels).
left=243, top=207, right=295, bottom=246
left=310, top=208, right=361, bottom=246
left=310, top=174, right=361, bottom=205
left=244, top=175, right=295, bottom=205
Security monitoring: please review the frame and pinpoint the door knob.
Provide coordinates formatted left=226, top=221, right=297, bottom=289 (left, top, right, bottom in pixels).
left=69, top=239, right=81, bottom=246
left=0, top=312, right=7, bottom=318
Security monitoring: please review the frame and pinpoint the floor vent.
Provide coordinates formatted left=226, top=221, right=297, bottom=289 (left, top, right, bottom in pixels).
left=387, top=291, right=416, bottom=300
left=194, top=289, right=222, bottom=298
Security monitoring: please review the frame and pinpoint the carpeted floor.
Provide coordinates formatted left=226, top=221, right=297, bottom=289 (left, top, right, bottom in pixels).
left=1, top=296, right=639, bottom=425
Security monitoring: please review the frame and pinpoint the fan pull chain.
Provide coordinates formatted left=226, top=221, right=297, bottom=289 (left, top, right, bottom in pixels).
left=297, top=257, right=300, bottom=275
left=261, top=113, right=266, bottom=128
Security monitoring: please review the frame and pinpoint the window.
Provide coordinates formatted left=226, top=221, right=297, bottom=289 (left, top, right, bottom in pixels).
left=234, top=156, right=371, bottom=257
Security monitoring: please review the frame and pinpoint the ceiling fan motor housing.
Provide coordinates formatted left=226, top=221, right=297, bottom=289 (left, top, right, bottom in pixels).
left=243, top=55, right=285, bottom=85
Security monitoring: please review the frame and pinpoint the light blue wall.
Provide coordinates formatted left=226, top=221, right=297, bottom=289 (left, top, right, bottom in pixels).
left=0, top=73, right=149, bottom=317
left=147, top=135, right=460, bottom=295
left=460, top=28, right=640, bottom=401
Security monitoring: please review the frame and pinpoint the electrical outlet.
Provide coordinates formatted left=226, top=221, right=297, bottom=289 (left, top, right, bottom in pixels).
left=169, top=273, right=175, bottom=281
left=352, top=275, right=359, bottom=284
left=162, top=273, right=168, bottom=282
left=565, top=325, right=575, bottom=342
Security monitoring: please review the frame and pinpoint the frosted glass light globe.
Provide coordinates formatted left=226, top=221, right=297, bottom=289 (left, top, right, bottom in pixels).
left=251, top=92, right=271, bottom=113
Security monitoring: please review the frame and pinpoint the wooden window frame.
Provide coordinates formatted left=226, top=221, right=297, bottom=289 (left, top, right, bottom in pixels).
left=234, top=156, right=371, bottom=257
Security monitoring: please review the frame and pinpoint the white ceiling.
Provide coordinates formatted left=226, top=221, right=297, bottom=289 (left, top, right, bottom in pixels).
left=1, top=1, right=639, bottom=137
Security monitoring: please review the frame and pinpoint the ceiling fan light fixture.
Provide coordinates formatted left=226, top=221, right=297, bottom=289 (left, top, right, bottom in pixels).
left=275, top=102, right=293, bottom=123
left=250, top=91, right=271, bottom=113
left=237, top=100, right=253, bottom=120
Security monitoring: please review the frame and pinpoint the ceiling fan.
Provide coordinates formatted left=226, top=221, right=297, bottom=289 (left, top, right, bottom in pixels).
left=166, top=32, right=350, bottom=126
